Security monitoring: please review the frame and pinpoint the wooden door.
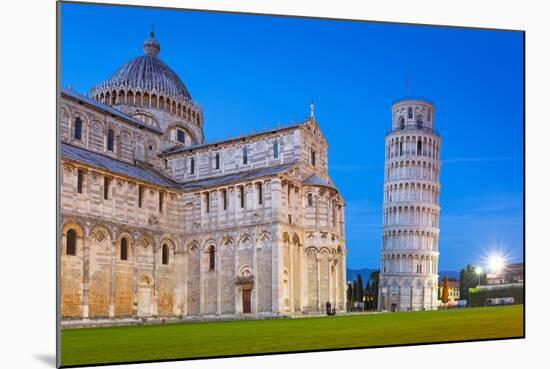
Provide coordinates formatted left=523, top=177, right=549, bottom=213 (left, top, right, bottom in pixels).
left=242, top=289, right=251, bottom=314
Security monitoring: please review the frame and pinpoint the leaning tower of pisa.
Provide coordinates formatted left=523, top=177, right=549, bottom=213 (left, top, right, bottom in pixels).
left=378, top=97, right=441, bottom=312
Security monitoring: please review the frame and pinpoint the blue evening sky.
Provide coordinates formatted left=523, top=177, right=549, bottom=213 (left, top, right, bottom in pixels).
left=60, top=3, right=524, bottom=271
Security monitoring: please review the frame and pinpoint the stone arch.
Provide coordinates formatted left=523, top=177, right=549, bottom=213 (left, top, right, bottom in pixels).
left=166, top=121, right=198, bottom=145
left=220, top=236, right=234, bottom=253
left=257, top=231, right=272, bottom=248
left=134, top=136, right=145, bottom=161
left=238, top=234, right=253, bottom=250
left=89, top=223, right=113, bottom=243
left=61, top=220, right=84, bottom=237
left=137, top=274, right=153, bottom=317
left=238, top=264, right=252, bottom=278
left=61, top=220, right=84, bottom=256
left=186, top=239, right=200, bottom=252
left=116, top=230, right=134, bottom=261
left=202, top=238, right=217, bottom=251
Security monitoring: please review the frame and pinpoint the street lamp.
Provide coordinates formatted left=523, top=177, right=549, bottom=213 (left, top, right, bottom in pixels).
left=475, top=267, right=483, bottom=286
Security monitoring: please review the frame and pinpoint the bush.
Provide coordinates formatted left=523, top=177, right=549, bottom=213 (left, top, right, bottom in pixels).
left=468, top=286, right=524, bottom=307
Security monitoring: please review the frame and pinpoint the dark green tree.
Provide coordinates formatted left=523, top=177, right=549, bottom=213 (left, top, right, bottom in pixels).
left=365, top=280, right=371, bottom=310
left=356, top=274, right=364, bottom=304
left=346, top=282, right=353, bottom=305
left=459, top=264, right=488, bottom=302
left=352, top=280, right=358, bottom=303
left=370, top=270, right=380, bottom=310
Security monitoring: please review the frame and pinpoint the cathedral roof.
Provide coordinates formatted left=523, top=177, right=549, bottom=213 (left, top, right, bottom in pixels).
left=180, top=162, right=297, bottom=191
left=91, top=32, right=192, bottom=102
left=61, top=143, right=179, bottom=188
left=161, top=121, right=306, bottom=157
left=303, top=174, right=338, bottom=191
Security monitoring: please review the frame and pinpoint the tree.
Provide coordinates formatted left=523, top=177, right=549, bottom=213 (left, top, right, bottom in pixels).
left=459, top=264, right=488, bottom=302
left=370, top=270, right=380, bottom=310
left=356, top=274, right=364, bottom=304
left=346, top=282, right=353, bottom=305
left=365, top=280, right=372, bottom=310
left=441, top=275, right=449, bottom=304
left=352, top=280, right=358, bottom=304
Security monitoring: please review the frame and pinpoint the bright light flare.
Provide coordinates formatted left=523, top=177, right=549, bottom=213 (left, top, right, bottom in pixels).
left=488, top=255, right=505, bottom=273
left=482, top=248, right=511, bottom=274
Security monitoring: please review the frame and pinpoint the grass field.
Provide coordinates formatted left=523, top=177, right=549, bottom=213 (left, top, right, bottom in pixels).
left=61, top=305, right=524, bottom=367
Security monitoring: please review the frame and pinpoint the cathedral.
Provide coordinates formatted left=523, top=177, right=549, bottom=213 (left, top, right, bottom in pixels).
left=59, top=32, right=347, bottom=323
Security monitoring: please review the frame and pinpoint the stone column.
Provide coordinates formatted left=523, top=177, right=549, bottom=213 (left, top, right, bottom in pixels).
left=199, top=246, right=204, bottom=315
left=289, top=242, right=294, bottom=312
left=81, top=233, right=90, bottom=319
left=410, top=286, right=414, bottom=311
left=182, top=246, right=189, bottom=316
left=132, top=234, right=138, bottom=317
left=300, top=248, right=308, bottom=311
left=109, top=239, right=116, bottom=319
left=152, top=243, right=158, bottom=316
left=174, top=248, right=184, bottom=316
left=316, top=254, right=321, bottom=311
left=327, top=258, right=332, bottom=306
left=234, top=237, right=240, bottom=314
left=422, top=285, right=426, bottom=310
left=334, top=259, right=339, bottom=310
left=341, top=249, right=347, bottom=311
left=216, top=244, right=221, bottom=315
left=397, top=285, right=401, bottom=312
left=252, top=228, right=258, bottom=314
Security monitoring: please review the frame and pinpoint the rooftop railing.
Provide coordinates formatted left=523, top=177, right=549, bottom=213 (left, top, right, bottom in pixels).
left=386, top=126, right=440, bottom=137
left=392, top=96, right=435, bottom=106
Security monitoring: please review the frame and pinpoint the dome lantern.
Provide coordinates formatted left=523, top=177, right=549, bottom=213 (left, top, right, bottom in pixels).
left=143, top=31, right=160, bottom=57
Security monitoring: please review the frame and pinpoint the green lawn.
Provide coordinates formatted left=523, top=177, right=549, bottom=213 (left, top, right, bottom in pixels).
left=61, top=305, right=523, bottom=367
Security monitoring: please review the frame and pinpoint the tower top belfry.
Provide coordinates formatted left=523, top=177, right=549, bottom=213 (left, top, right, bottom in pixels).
left=391, top=97, right=436, bottom=132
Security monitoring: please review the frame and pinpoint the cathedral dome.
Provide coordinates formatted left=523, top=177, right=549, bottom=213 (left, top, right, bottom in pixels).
left=91, top=32, right=192, bottom=102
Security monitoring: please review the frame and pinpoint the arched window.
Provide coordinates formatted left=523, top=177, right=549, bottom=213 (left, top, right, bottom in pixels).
left=407, top=107, right=413, bottom=119
left=399, top=142, right=403, bottom=156
left=243, top=146, right=248, bottom=165
left=209, top=246, right=215, bottom=270
left=416, top=116, right=423, bottom=128
left=176, top=129, right=185, bottom=144
left=66, top=229, right=76, bottom=256
left=107, top=129, right=115, bottom=151
left=120, top=238, right=128, bottom=261
left=399, top=117, right=405, bottom=129
left=307, top=193, right=313, bottom=207
left=74, top=117, right=82, bottom=140
left=417, top=140, right=422, bottom=155
left=311, top=149, right=316, bottom=166
left=162, top=244, right=169, bottom=265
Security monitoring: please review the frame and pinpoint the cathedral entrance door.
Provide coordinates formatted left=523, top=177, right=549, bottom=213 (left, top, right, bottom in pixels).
left=242, top=289, right=251, bottom=314
left=137, top=275, right=152, bottom=317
